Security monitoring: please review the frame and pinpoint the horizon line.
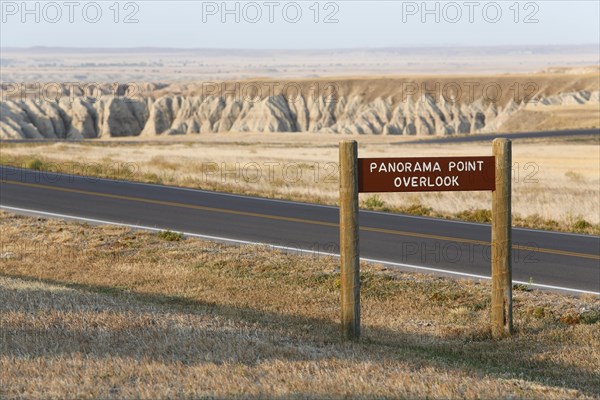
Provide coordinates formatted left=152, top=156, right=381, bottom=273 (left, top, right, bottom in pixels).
left=2, top=43, right=600, bottom=52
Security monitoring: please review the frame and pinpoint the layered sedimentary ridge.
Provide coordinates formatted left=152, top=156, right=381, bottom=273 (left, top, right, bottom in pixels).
left=1, top=78, right=598, bottom=139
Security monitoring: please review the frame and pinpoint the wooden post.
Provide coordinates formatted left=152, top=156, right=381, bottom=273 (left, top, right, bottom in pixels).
left=491, top=138, right=513, bottom=338
left=339, top=140, right=360, bottom=340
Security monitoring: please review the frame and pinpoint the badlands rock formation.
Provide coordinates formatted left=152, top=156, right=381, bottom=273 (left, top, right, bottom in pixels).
left=1, top=86, right=598, bottom=139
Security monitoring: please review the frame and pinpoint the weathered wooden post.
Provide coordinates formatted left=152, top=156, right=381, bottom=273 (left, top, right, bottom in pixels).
left=491, top=138, right=513, bottom=338
left=339, top=140, right=360, bottom=340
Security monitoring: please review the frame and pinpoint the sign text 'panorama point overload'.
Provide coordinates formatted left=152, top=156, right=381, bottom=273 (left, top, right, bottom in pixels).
left=358, top=156, right=495, bottom=193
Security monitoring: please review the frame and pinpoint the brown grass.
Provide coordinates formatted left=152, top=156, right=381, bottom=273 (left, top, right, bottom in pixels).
left=502, top=104, right=600, bottom=132
left=1, top=211, right=599, bottom=399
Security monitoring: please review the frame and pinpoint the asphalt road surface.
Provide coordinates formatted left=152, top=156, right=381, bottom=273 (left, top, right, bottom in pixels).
left=1, top=165, right=598, bottom=294
left=396, top=128, right=599, bottom=145
left=1, top=128, right=598, bottom=146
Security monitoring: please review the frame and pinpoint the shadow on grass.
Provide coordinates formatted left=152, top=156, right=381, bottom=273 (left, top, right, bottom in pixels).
left=1, top=273, right=598, bottom=397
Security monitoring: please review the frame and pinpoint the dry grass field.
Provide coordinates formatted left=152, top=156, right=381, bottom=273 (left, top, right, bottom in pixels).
left=1, top=134, right=598, bottom=233
left=1, top=211, right=599, bottom=399
left=502, top=104, right=600, bottom=132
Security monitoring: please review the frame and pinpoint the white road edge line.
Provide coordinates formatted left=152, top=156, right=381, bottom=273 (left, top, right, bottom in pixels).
left=1, top=204, right=598, bottom=296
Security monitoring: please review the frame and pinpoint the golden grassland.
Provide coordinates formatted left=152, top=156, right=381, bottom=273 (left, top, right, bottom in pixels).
left=1, top=134, right=598, bottom=233
left=502, top=104, right=600, bottom=132
left=1, top=211, right=599, bottom=399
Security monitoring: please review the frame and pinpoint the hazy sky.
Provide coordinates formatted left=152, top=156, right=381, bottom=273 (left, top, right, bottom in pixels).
left=1, top=0, right=599, bottom=48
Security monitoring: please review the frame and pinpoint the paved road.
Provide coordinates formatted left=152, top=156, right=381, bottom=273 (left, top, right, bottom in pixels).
left=396, top=128, right=600, bottom=145
left=1, top=128, right=598, bottom=146
left=1, top=165, right=598, bottom=294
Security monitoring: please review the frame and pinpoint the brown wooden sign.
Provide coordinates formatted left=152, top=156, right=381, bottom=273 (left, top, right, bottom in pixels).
left=358, top=156, right=495, bottom=193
